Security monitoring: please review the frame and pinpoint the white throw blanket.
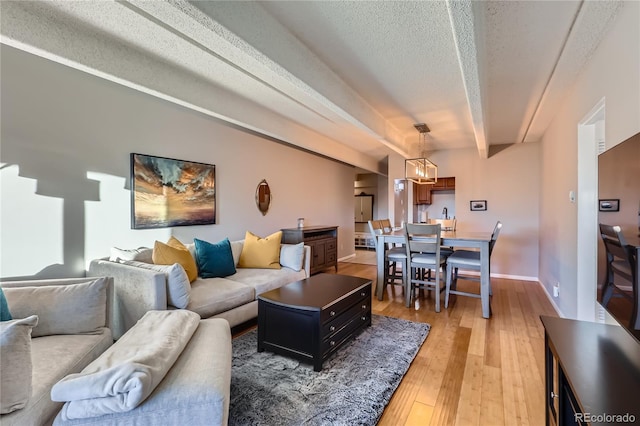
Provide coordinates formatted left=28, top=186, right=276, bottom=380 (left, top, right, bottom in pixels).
left=51, top=310, right=200, bottom=421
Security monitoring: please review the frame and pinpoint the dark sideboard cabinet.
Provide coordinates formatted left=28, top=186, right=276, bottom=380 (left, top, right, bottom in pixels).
left=281, top=226, right=338, bottom=275
left=541, top=316, right=640, bottom=426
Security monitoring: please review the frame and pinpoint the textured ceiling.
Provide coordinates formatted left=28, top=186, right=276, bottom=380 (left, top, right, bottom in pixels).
left=0, top=0, right=625, bottom=169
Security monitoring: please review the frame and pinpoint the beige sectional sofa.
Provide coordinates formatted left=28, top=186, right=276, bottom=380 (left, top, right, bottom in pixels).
left=1, top=278, right=232, bottom=426
left=0, top=277, right=114, bottom=426
left=89, top=239, right=311, bottom=339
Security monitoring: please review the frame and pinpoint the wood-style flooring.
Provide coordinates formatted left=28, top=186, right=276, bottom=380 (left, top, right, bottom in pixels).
left=331, top=261, right=558, bottom=426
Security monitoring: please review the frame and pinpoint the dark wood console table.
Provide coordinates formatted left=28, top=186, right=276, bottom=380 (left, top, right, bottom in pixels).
left=281, top=226, right=338, bottom=275
left=541, top=316, right=640, bottom=425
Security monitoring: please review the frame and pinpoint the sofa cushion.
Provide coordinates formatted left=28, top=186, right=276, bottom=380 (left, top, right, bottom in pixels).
left=231, top=267, right=307, bottom=296
left=238, top=231, right=282, bottom=269
left=2, top=278, right=107, bottom=338
left=230, top=240, right=244, bottom=266
left=1, top=287, right=12, bottom=321
left=187, top=278, right=254, bottom=318
left=0, top=315, right=38, bottom=414
left=280, top=243, right=305, bottom=272
left=109, top=247, right=153, bottom=263
left=121, top=261, right=190, bottom=309
left=52, top=319, right=231, bottom=426
left=1, top=329, right=113, bottom=426
left=153, top=237, right=198, bottom=282
left=194, top=238, right=236, bottom=278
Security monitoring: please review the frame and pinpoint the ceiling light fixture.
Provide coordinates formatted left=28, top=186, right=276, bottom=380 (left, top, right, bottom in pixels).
left=405, top=123, right=437, bottom=185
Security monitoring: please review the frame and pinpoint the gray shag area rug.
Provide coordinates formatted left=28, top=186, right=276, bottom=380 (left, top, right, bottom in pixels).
left=229, top=315, right=430, bottom=426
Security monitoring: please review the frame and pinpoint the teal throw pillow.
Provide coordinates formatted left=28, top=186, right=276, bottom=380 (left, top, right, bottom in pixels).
left=194, top=238, right=237, bottom=278
left=0, top=287, right=12, bottom=322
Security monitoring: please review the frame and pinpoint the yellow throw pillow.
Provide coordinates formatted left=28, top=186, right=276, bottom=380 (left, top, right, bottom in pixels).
left=153, top=237, right=198, bottom=282
left=238, top=231, right=282, bottom=269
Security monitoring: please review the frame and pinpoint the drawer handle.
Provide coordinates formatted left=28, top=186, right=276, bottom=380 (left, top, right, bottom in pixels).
left=362, top=304, right=367, bottom=309
left=330, top=325, right=335, bottom=332
left=330, top=311, right=336, bottom=316
left=361, top=316, right=367, bottom=321
left=330, top=340, right=336, bottom=346
left=361, top=292, right=366, bottom=297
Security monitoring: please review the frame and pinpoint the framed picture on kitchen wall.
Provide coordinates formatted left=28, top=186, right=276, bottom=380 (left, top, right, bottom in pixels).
left=470, top=200, right=487, bottom=211
left=130, top=153, right=216, bottom=229
left=598, top=199, right=619, bottom=212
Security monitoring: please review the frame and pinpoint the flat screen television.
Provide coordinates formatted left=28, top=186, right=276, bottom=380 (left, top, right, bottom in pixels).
left=597, top=131, right=640, bottom=341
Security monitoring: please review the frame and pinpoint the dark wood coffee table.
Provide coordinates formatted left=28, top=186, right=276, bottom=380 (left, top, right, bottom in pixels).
left=257, top=273, right=372, bottom=371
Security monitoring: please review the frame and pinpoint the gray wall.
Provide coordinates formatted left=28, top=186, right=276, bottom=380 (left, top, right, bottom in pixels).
left=0, top=45, right=355, bottom=279
left=539, top=2, right=640, bottom=319
left=420, top=144, right=541, bottom=280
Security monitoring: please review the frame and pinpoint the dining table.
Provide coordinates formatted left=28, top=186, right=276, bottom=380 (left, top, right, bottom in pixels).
left=375, top=227, right=495, bottom=318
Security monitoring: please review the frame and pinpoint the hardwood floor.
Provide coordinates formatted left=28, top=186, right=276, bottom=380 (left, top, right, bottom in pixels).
left=332, top=261, right=558, bottom=426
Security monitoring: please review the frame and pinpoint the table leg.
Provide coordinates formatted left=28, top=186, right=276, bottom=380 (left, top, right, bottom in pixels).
left=376, top=236, right=385, bottom=300
left=480, top=241, right=491, bottom=318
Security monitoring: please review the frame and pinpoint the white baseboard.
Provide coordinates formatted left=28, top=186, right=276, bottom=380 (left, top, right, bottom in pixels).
left=458, top=270, right=538, bottom=282
left=339, top=254, right=356, bottom=262
left=538, top=281, right=565, bottom=318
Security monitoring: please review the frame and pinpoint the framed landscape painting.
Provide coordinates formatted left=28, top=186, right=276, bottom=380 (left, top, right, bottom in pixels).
left=131, top=153, right=216, bottom=229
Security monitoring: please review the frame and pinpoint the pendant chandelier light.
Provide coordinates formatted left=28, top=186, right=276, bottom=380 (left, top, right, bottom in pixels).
left=405, top=123, right=437, bottom=185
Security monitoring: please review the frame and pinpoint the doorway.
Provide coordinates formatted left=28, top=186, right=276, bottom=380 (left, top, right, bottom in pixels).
left=576, top=98, right=605, bottom=321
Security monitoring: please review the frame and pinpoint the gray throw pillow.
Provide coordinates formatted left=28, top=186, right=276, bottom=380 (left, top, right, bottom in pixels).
left=109, top=246, right=153, bottom=263
left=280, top=243, right=305, bottom=272
left=0, top=315, right=38, bottom=414
left=3, top=278, right=107, bottom=337
left=120, top=261, right=190, bottom=309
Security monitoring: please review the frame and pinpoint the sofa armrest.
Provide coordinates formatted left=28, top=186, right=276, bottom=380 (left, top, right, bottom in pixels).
left=303, top=245, right=311, bottom=277
left=88, top=259, right=167, bottom=340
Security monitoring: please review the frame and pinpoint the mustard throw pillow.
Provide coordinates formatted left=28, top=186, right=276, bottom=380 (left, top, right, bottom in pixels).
left=153, top=237, right=198, bottom=282
left=238, top=231, right=282, bottom=269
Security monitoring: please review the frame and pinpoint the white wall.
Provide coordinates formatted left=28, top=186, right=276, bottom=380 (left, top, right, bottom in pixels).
left=539, top=2, right=640, bottom=318
left=0, top=45, right=355, bottom=279
left=396, top=143, right=541, bottom=280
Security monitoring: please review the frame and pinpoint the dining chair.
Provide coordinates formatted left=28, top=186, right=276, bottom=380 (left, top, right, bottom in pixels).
left=444, top=221, right=502, bottom=309
left=380, top=218, right=393, bottom=232
left=368, top=220, right=406, bottom=294
left=599, top=224, right=638, bottom=329
left=404, top=223, right=447, bottom=311
left=428, top=218, right=457, bottom=256
left=429, top=218, right=457, bottom=231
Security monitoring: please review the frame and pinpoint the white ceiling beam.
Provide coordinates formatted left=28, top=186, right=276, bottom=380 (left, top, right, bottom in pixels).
left=0, top=0, right=386, bottom=171
left=523, top=0, right=624, bottom=143
left=446, top=0, right=489, bottom=159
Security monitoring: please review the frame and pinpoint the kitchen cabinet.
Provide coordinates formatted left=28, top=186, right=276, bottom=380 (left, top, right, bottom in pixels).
left=414, top=177, right=455, bottom=205
left=432, top=177, right=456, bottom=190
left=354, top=195, right=373, bottom=222
left=413, top=183, right=432, bottom=205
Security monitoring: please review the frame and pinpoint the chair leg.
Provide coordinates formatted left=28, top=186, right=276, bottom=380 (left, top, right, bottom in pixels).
left=445, top=262, right=452, bottom=308
left=434, top=265, right=441, bottom=313
left=601, top=266, right=616, bottom=307
left=402, top=259, right=409, bottom=298
left=405, top=267, right=413, bottom=308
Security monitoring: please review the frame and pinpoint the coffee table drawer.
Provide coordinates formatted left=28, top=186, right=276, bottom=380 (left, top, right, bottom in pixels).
left=321, top=285, right=371, bottom=324
left=322, top=296, right=369, bottom=337
left=322, top=310, right=370, bottom=356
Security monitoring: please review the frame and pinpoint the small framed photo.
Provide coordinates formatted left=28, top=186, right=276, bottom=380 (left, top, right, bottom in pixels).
left=599, top=199, right=619, bottom=212
left=470, top=200, right=487, bottom=211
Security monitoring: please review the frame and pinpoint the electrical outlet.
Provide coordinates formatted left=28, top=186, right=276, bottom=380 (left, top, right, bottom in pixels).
left=553, top=282, right=560, bottom=298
